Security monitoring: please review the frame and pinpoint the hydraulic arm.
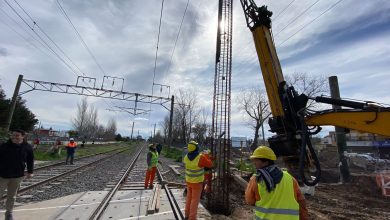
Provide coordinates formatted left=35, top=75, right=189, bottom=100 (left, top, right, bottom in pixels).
left=239, top=0, right=390, bottom=186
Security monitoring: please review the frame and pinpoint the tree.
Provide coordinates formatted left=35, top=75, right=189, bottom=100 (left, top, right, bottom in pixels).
left=239, top=88, right=271, bottom=150
left=115, top=133, right=122, bottom=141
left=104, top=118, right=117, bottom=141
left=72, top=97, right=89, bottom=136
left=0, top=85, right=38, bottom=132
left=285, top=72, right=329, bottom=109
left=175, top=89, right=198, bottom=143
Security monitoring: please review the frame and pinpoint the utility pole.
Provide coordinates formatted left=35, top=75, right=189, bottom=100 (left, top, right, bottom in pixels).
left=168, top=95, right=174, bottom=148
left=329, top=76, right=350, bottom=183
left=5, top=75, right=23, bottom=133
left=130, top=121, right=135, bottom=139
left=153, top=123, right=156, bottom=138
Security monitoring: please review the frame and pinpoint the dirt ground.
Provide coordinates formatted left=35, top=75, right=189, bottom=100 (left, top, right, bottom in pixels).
left=200, top=172, right=390, bottom=220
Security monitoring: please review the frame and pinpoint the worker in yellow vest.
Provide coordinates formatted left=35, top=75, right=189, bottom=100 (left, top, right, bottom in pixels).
left=144, top=143, right=159, bottom=189
left=245, top=146, right=309, bottom=220
left=65, top=138, right=77, bottom=165
left=183, top=141, right=212, bottom=220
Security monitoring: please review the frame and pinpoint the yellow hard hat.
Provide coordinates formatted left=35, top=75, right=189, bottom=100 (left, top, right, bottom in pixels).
left=250, top=146, right=277, bottom=160
left=187, top=141, right=198, bottom=152
left=148, top=143, right=155, bottom=148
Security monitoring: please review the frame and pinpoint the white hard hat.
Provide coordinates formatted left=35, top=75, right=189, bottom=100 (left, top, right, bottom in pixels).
left=70, top=138, right=74, bottom=141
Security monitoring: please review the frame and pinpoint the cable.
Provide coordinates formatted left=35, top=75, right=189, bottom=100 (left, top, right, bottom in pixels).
left=152, top=0, right=165, bottom=96
left=0, top=7, right=51, bottom=57
left=278, top=0, right=344, bottom=47
left=162, top=0, right=190, bottom=81
left=273, top=0, right=296, bottom=21
left=56, top=0, right=107, bottom=76
left=4, top=0, right=81, bottom=77
left=11, top=0, right=87, bottom=76
left=274, top=0, right=321, bottom=38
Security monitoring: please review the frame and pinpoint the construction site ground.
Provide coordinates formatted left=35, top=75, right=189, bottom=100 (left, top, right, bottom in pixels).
left=203, top=173, right=390, bottom=220
left=199, top=149, right=390, bottom=220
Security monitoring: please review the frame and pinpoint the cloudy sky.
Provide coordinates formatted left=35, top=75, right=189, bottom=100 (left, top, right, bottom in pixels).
left=1, top=0, right=390, bottom=139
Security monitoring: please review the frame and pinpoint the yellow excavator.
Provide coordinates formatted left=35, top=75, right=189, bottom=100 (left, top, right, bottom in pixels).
left=239, top=0, right=390, bottom=186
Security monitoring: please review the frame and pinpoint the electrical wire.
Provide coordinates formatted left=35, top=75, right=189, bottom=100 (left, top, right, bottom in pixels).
left=274, top=0, right=321, bottom=38
left=3, top=0, right=82, bottom=77
left=162, top=0, right=190, bottom=81
left=278, top=0, right=345, bottom=47
left=56, top=0, right=107, bottom=76
left=273, top=0, right=296, bottom=21
left=11, top=0, right=87, bottom=76
left=152, top=0, right=165, bottom=96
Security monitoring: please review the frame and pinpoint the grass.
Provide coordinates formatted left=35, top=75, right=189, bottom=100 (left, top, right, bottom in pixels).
left=161, top=146, right=183, bottom=162
left=235, top=160, right=256, bottom=173
left=34, top=142, right=131, bottom=161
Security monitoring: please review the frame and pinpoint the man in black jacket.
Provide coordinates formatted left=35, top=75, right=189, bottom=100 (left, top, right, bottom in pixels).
left=0, top=129, right=34, bottom=220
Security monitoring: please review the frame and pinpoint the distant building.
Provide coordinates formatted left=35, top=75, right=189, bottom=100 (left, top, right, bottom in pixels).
left=323, top=130, right=390, bottom=159
left=231, top=137, right=247, bottom=148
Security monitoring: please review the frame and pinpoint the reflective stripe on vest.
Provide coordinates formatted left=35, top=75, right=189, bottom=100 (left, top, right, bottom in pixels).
left=255, top=171, right=299, bottom=220
left=183, top=154, right=204, bottom=183
left=149, top=151, right=159, bottom=168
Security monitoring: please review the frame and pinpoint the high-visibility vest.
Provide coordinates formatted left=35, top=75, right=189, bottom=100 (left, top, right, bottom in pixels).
left=183, top=154, right=204, bottom=183
left=255, top=171, right=299, bottom=220
left=67, top=142, right=77, bottom=148
left=149, top=151, right=159, bottom=168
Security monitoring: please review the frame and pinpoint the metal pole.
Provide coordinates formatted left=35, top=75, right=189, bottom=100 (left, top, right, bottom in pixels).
left=329, top=76, right=350, bottom=183
left=5, top=75, right=23, bottom=133
left=168, top=95, right=174, bottom=148
left=240, top=140, right=243, bottom=177
left=153, top=123, right=156, bottom=138
left=260, top=101, right=265, bottom=144
left=130, top=121, right=134, bottom=139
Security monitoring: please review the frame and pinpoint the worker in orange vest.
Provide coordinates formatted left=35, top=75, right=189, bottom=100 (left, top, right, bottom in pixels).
left=183, top=141, right=212, bottom=220
left=65, top=138, right=77, bottom=165
left=202, top=149, right=213, bottom=194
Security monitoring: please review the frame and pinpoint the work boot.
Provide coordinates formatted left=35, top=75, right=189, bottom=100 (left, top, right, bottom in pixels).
left=5, top=212, right=13, bottom=220
left=70, top=158, right=74, bottom=165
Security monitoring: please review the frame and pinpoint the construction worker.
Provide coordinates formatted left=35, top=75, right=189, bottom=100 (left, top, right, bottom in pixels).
left=245, top=146, right=309, bottom=220
left=183, top=141, right=212, bottom=220
left=202, top=149, right=213, bottom=194
left=144, top=143, right=159, bottom=189
left=65, top=138, right=77, bottom=165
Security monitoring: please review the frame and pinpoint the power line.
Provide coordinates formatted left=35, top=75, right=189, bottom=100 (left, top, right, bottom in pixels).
left=273, top=0, right=296, bottom=21
left=0, top=7, right=51, bottom=57
left=4, top=0, right=82, bottom=77
left=152, top=0, right=165, bottom=96
left=274, top=0, right=321, bottom=38
left=11, top=0, right=87, bottom=76
left=162, top=0, right=191, bottom=81
left=278, top=0, right=345, bottom=47
left=56, top=0, right=107, bottom=76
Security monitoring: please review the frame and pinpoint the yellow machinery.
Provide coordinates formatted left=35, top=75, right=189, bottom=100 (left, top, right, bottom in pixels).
left=239, top=0, right=390, bottom=185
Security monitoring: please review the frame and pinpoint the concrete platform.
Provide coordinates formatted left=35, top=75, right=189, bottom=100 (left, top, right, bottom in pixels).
left=0, top=189, right=211, bottom=220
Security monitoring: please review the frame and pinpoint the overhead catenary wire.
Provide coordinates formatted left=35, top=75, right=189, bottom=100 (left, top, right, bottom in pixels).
left=3, top=0, right=83, bottom=77
left=56, top=0, right=107, bottom=76
left=278, top=0, right=345, bottom=47
left=274, top=0, right=321, bottom=38
left=11, top=0, right=87, bottom=76
left=151, top=0, right=165, bottom=96
left=0, top=7, right=51, bottom=57
left=273, top=0, right=296, bottom=21
left=162, top=0, right=191, bottom=81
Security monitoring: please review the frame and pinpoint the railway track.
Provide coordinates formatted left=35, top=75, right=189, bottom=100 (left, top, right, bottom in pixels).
left=48, top=144, right=186, bottom=220
left=1, top=147, right=129, bottom=200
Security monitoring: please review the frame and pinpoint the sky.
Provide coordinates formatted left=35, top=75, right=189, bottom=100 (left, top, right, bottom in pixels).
left=1, top=0, right=390, bottom=140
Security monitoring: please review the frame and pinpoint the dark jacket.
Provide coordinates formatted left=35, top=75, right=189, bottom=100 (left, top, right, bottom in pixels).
left=0, top=140, right=34, bottom=178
